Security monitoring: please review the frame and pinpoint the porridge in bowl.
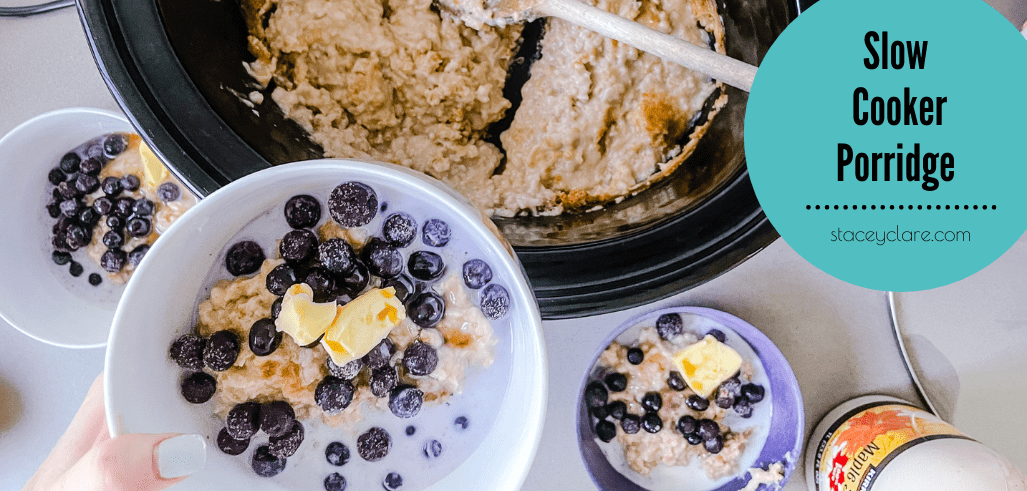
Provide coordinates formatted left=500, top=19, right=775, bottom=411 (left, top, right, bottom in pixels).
left=240, top=0, right=726, bottom=216
left=168, top=179, right=516, bottom=488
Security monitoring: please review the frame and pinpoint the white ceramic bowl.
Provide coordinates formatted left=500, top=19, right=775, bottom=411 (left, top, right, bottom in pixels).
left=0, top=108, right=133, bottom=348
left=104, top=160, right=547, bottom=490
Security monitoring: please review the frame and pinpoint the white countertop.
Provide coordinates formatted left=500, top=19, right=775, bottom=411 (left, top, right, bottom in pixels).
left=1, top=2, right=1025, bottom=490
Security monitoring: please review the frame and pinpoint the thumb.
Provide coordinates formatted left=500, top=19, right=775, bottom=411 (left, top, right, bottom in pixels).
left=52, top=433, right=207, bottom=491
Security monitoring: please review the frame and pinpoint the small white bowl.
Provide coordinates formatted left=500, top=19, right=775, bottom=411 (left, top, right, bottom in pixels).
left=104, top=160, right=547, bottom=490
left=0, top=108, right=133, bottom=348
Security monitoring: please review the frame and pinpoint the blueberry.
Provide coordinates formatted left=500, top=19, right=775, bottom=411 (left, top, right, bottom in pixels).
left=715, top=395, right=734, bottom=409
left=704, top=434, right=724, bottom=454
left=46, top=202, right=61, bottom=218
left=585, top=382, right=608, bottom=409
left=685, top=394, right=710, bottom=412
left=157, top=182, right=181, bottom=202
left=626, top=347, right=644, bottom=365
left=128, top=244, right=149, bottom=267
left=324, top=472, right=347, bottom=491
left=305, top=267, right=338, bottom=303
left=591, top=404, right=608, bottom=420
left=454, top=416, right=469, bottom=430
left=131, top=198, right=154, bottom=217
left=327, top=358, right=362, bottom=380
left=113, top=197, right=134, bottom=217
left=78, top=157, right=102, bottom=176
left=279, top=194, right=323, bottom=229
left=329, top=182, right=377, bottom=228
left=169, top=333, right=205, bottom=370
left=90, top=197, right=112, bottom=216
left=75, top=174, right=100, bottom=194
left=106, top=215, right=123, bottom=232
left=225, top=241, right=265, bottom=276
left=402, top=341, right=438, bottom=376
left=59, top=152, right=80, bottom=173
left=362, top=238, right=403, bottom=278
left=268, top=420, right=304, bottom=458
left=741, top=383, right=765, bottom=403
left=641, top=392, right=662, bottom=412
left=100, top=177, right=122, bottom=196
left=52, top=233, right=71, bottom=253
left=733, top=398, right=753, bottom=418
left=604, top=372, right=627, bottom=392
left=405, top=426, right=416, bottom=436
left=707, top=328, right=727, bottom=343
left=676, top=415, right=697, bottom=435
left=217, top=427, right=250, bottom=455
left=697, top=419, right=720, bottom=441
left=265, top=264, right=299, bottom=296
left=668, top=371, right=686, bottom=391
left=100, top=249, right=127, bottom=273
left=77, top=207, right=100, bottom=226
left=339, top=262, right=370, bottom=296
left=595, top=420, right=616, bottom=442
left=621, top=414, right=641, bottom=434
left=59, top=199, right=81, bottom=217
left=606, top=400, right=627, bottom=420
left=325, top=441, right=350, bottom=466
left=656, top=313, right=684, bottom=340
left=126, top=216, right=149, bottom=238
left=57, top=181, right=80, bottom=200
left=421, top=219, right=450, bottom=247
left=685, top=432, right=703, bottom=445
left=461, top=259, right=492, bottom=289
left=362, top=339, right=393, bottom=370
left=315, top=376, right=355, bottom=414
left=383, top=472, right=403, bottom=490
left=103, top=134, right=127, bottom=158
left=407, top=292, right=445, bottom=328
left=381, top=275, right=415, bottom=304
left=356, top=427, right=392, bottom=462
left=719, top=376, right=742, bottom=397
left=180, top=372, right=216, bottom=403
left=51, top=251, right=71, bottom=265
left=642, top=412, right=663, bottom=433
left=388, top=385, right=423, bottom=419
left=270, top=297, right=283, bottom=320
left=260, top=401, right=296, bottom=437
left=319, top=239, right=356, bottom=275
left=48, top=168, right=66, bottom=185
left=370, top=365, right=398, bottom=398
left=424, top=439, right=442, bottom=458
left=251, top=444, right=287, bottom=477
left=479, top=284, right=510, bottom=320
left=407, top=251, right=446, bottom=281
left=203, top=330, right=240, bottom=371
left=102, top=230, right=123, bottom=249
left=226, top=401, right=262, bottom=439
left=120, top=174, right=140, bottom=192
left=382, top=213, right=416, bottom=247
left=280, top=229, right=318, bottom=264
left=249, top=318, right=282, bottom=356
left=68, top=261, right=84, bottom=277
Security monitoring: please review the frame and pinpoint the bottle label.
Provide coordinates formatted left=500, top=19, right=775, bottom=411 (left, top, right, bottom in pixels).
left=813, top=402, right=972, bottom=491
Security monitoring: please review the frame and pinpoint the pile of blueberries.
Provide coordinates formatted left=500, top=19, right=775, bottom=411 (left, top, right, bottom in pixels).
left=46, top=133, right=182, bottom=285
left=585, top=313, right=766, bottom=456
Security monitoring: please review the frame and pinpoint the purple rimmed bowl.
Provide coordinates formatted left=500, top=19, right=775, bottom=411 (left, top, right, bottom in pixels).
left=576, top=306, right=804, bottom=491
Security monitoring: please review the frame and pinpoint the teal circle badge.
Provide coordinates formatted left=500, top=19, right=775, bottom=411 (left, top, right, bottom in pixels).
left=745, top=0, right=1027, bottom=291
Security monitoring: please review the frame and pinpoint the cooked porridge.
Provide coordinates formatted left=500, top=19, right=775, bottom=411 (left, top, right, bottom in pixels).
left=240, top=0, right=726, bottom=216
left=585, top=313, right=768, bottom=482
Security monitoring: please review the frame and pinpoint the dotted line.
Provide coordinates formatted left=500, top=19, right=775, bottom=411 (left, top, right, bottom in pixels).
left=806, top=205, right=997, bottom=210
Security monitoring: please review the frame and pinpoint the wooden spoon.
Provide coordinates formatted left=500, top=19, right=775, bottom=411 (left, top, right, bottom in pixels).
left=440, top=0, right=758, bottom=92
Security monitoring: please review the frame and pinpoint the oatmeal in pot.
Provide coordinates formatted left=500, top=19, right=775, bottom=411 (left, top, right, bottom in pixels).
left=584, top=313, right=769, bottom=483
left=240, top=0, right=726, bottom=216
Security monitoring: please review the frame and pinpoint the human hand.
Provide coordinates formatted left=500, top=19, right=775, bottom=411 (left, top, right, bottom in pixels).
left=23, top=374, right=206, bottom=491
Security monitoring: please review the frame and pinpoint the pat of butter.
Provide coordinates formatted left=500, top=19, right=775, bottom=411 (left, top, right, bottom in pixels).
left=138, top=142, right=169, bottom=188
left=672, top=335, right=742, bottom=398
left=322, top=287, right=405, bottom=365
left=275, top=283, right=338, bottom=346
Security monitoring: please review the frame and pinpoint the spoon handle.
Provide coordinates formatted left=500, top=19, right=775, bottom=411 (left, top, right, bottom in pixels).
left=536, top=0, right=756, bottom=92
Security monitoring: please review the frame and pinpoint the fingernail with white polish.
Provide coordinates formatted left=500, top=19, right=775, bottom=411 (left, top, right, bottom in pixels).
left=156, top=434, right=207, bottom=479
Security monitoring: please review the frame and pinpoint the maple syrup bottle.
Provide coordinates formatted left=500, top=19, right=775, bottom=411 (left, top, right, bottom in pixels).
left=805, top=395, right=1026, bottom=491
